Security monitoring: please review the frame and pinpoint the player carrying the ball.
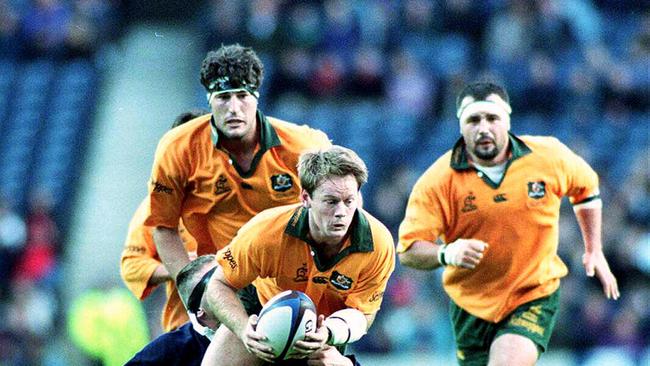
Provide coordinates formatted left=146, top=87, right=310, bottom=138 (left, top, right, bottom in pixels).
left=397, top=81, right=620, bottom=366
left=202, top=145, right=396, bottom=365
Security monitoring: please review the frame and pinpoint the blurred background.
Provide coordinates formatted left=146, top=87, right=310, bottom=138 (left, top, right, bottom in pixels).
left=0, top=0, right=648, bottom=365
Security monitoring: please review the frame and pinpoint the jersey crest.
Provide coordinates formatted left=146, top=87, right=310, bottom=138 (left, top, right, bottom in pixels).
left=215, top=174, right=232, bottom=194
left=330, top=271, right=353, bottom=291
left=271, top=174, right=293, bottom=192
left=527, top=181, right=546, bottom=199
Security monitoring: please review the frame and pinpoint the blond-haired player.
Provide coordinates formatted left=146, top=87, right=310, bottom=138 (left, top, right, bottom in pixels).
left=203, top=146, right=395, bottom=366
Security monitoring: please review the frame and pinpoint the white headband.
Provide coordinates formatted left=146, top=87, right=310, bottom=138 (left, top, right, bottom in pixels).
left=457, top=99, right=512, bottom=122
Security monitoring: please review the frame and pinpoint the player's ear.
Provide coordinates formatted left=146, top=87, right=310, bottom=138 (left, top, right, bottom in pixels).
left=301, top=189, right=311, bottom=208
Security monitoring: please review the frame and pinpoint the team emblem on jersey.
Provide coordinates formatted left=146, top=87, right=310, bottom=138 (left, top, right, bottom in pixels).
left=461, top=192, right=477, bottom=212
left=330, top=271, right=353, bottom=291
left=294, top=263, right=308, bottom=282
left=271, top=174, right=293, bottom=192
left=215, top=174, right=231, bottom=194
left=527, top=181, right=546, bottom=199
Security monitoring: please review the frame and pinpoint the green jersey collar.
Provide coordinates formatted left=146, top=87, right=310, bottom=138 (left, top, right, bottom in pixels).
left=210, top=110, right=281, bottom=150
left=450, top=133, right=532, bottom=171
left=285, top=206, right=374, bottom=272
left=210, top=110, right=282, bottom=177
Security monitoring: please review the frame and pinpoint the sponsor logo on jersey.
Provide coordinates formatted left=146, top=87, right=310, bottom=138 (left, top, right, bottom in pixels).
left=294, top=263, right=308, bottom=282
left=152, top=180, right=173, bottom=194
left=461, top=192, right=477, bottom=212
left=330, top=271, right=353, bottom=291
left=222, top=248, right=237, bottom=269
left=312, top=276, right=328, bottom=284
left=125, top=245, right=146, bottom=254
left=527, top=181, right=546, bottom=199
left=271, top=173, right=293, bottom=192
left=369, top=291, right=384, bottom=303
left=215, top=174, right=231, bottom=194
left=493, top=193, right=507, bottom=202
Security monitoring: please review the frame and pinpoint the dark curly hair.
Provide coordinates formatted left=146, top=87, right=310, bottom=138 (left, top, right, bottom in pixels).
left=200, top=44, right=264, bottom=93
left=455, top=81, right=510, bottom=111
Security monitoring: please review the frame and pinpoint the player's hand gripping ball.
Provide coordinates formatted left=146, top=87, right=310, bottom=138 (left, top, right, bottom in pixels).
left=255, top=290, right=317, bottom=361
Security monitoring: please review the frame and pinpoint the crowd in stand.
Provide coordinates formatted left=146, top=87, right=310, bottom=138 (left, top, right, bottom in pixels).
left=0, top=0, right=121, bottom=61
left=0, top=0, right=647, bottom=364
left=0, top=1, right=120, bottom=364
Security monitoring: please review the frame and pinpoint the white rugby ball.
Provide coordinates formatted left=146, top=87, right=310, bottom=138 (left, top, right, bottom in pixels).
left=255, top=290, right=317, bottom=361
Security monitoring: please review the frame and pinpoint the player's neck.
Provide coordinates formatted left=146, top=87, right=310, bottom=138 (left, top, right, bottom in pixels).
left=220, top=129, right=260, bottom=171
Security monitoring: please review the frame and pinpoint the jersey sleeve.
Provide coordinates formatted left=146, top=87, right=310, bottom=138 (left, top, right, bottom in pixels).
left=345, top=226, right=396, bottom=314
left=144, top=132, right=189, bottom=229
left=306, top=127, right=333, bottom=149
left=178, top=220, right=198, bottom=254
left=554, top=139, right=600, bottom=204
left=215, top=218, right=275, bottom=290
left=120, top=222, right=160, bottom=300
left=397, top=164, right=449, bottom=253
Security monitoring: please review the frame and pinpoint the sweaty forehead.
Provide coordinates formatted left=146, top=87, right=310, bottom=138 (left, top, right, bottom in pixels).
left=314, top=175, right=359, bottom=197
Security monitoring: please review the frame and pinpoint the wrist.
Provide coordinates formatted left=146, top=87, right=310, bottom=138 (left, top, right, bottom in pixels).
left=326, top=326, right=333, bottom=345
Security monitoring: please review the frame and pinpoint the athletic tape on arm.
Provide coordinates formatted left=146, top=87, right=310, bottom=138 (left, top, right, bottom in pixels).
left=324, top=308, right=368, bottom=345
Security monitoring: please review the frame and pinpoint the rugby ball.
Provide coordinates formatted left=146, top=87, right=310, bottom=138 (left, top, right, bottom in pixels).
left=255, top=290, right=317, bottom=361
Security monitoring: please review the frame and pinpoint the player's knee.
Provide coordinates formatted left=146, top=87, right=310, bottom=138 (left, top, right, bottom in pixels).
left=488, top=333, right=538, bottom=366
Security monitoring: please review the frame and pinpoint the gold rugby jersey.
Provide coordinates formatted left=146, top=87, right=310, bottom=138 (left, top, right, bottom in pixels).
left=398, top=134, right=599, bottom=322
left=145, top=111, right=332, bottom=255
left=217, top=203, right=395, bottom=316
left=120, top=197, right=197, bottom=331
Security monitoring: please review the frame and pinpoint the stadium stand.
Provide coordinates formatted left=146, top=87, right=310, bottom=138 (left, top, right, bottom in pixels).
left=0, top=0, right=647, bottom=364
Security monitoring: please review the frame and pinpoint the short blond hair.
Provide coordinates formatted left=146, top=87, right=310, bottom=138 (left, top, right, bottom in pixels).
left=298, top=145, right=368, bottom=195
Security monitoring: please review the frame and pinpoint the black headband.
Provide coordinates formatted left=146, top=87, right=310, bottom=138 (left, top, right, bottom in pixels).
left=187, top=267, right=216, bottom=313
left=207, top=76, right=258, bottom=97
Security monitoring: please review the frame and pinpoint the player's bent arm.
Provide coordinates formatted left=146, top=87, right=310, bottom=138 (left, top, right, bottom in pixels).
left=307, top=345, right=356, bottom=366
left=573, top=202, right=620, bottom=300
left=398, top=240, right=443, bottom=270
left=399, top=239, right=488, bottom=270
left=120, top=253, right=162, bottom=299
left=153, top=226, right=190, bottom=280
left=148, top=264, right=172, bottom=286
left=323, top=308, right=372, bottom=346
left=204, top=265, right=250, bottom=340
left=204, top=266, right=276, bottom=362
left=572, top=201, right=603, bottom=256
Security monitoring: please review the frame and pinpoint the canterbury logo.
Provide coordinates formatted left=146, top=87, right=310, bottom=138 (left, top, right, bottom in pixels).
left=493, top=193, right=507, bottom=202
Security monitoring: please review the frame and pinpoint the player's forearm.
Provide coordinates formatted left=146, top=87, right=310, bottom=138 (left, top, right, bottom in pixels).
left=205, top=268, right=249, bottom=339
left=147, top=264, right=172, bottom=286
left=573, top=205, right=603, bottom=254
left=153, top=226, right=191, bottom=279
left=398, top=240, right=442, bottom=270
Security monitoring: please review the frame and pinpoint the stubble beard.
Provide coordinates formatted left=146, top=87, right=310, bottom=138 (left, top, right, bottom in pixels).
left=473, top=145, right=499, bottom=161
